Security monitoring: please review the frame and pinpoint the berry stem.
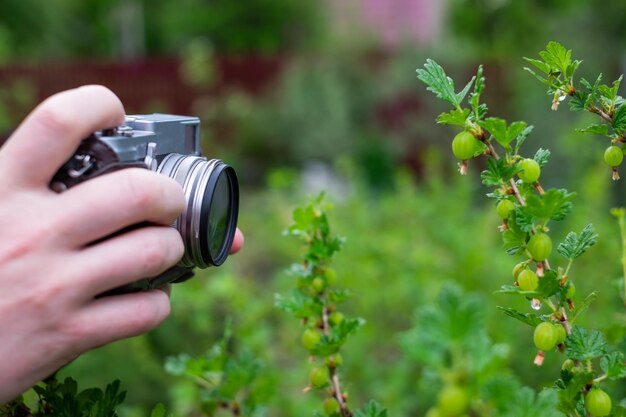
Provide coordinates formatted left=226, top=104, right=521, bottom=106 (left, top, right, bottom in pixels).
left=321, top=304, right=352, bottom=417
left=617, top=212, right=626, bottom=307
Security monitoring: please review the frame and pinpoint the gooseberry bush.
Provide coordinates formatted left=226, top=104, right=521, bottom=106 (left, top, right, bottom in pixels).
left=418, top=41, right=626, bottom=416
left=276, top=194, right=387, bottom=417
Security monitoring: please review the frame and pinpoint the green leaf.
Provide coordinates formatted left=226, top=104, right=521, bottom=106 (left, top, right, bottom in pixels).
left=523, top=57, right=551, bottom=75
left=536, top=270, right=561, bottom=298
left=557, top=224, right=598, bottom=260
left=417, top=59, right=473, bottom=108
left=565, top=326, right=607, bottom=361
left=600, top=351, right=626, bottom=380
left=575, top=124, right=609, bottom=135
left=514, top=207, right=535, bottom=233
left=504, top=387, right=565, bottom=417
left=533, top=148, right=551, bottom=167
left=613, top=103, right=626, bottom=134
left=513, top=125, right=535, bottom=154
left=469, top=65, right=487, bottom=119
left=502, top=217, right=527, bottom=255
left=497, top=270, right=560, bottom=298
left=436, top=108, right=470, bottom=126
left=481, top=157, right=521, bottom=186
left=478, top=118, right=528, bottom=149
left=497, top=306, right=543, bottom=327
left=495, top=271, right=559, bottom=298
left=598, top=75, right=623, bottom=104
left=539, top=41, right=575, bottom=77
left=274, top=290, right=318, bottom=319
left=556, top=371, right=594, bottom=414
left=150, top=403, right=168, bottom=417
left=354, top=400, right=388, bottom=417
left=400, top=283, right=488, bottom=368
left=310, top=318, right=364, bottom=356
left=524, top=189, right=575, bottom=222
left=569, top=91, right=588, bottom=112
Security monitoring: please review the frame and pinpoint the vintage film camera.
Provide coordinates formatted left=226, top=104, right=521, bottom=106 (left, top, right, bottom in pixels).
left=51, top=114, right=239, bottom=294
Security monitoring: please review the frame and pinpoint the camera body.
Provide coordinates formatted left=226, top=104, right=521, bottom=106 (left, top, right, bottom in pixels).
left=51, top=114, right=239, bottom=294
left=51, top=114, right=202, bottom=190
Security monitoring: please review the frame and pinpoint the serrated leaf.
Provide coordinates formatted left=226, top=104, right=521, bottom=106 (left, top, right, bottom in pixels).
left=497, top=306, right=543, bottom=327
left=505, top=387, right=564, bottom=417
left=536, top=270, right=561, bottom=298
left=569, top=91, right=588, bottom=112
left=525, top=189, right=576, bottom=222
left=481, top=157, right=521, bottom=186
left=513, top=125, right=535, bottom=154
left=417, top=59, right=470, bottom=108
left=565, top=326, right=607, bottom=361
left=354, top=400, right=388, bottom=417
left=310, top=318, right=364, bottom=356
left=600, top=351, right=626, bottom=380
left=502, top=217, right=527, bottom=255
left=470, top=65, right=486, bottom=119
left=274, top=290, right=317, bottom=319
left=533, top=148, right=551, bottom=167
left=557, top=224, right=598, bottom=260
left=575, top=124, right=609, bottom=135
left=613, top=103, right=626, bottom=134
left=495, top=271, right=559, bottom=299
left=540, top=41, right=574, bottom=75
left=497, top=270, right=559, bottom=298
left=458, top=76, right=476, bottom=106
left=556, top=371, right=594, bottom=414
left=523, top=57, right=552, bottom=75
left=514, top=207, right=536, bottom=233
left=436, top=108, right=470, bottom=126
left=478, top=118, right=528, bottom=149
left=599, top=75, right=623, bottom=103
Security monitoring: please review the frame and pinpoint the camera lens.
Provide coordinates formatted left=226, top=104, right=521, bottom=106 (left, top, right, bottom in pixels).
left=157, top=154, right=239, bottom=268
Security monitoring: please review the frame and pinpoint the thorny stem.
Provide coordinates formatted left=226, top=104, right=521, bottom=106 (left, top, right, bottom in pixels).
left=589, top=105, right=613, bottom=124
left=321, top=303, right=352, bottom=417
left=618, top=212, right=626, bottom=307
left=476, top=130, right=528, bottom=207
left=474, top=128, right=570, bottom=333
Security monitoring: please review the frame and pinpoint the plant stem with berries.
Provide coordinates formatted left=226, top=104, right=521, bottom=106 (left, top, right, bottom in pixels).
left=276, top=193, right=387, bottom=417
left=418, top=41, right=626, bottom=416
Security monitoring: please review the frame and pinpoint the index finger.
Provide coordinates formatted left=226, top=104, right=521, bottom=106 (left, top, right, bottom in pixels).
left=0, top=85, right=125, bottom=188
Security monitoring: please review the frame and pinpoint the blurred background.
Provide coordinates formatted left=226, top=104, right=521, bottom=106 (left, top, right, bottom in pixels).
left=2, top=0, right=626, bottom=415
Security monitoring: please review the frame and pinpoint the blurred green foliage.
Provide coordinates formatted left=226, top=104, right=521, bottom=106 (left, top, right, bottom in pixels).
left=0, top=0, right=326, bottom=59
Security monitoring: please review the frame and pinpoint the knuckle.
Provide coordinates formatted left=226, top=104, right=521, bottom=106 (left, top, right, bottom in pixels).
left=35, top=101, right=78, bottom=135
left=139, top=230, right=174, bottom=272
left=132, top=296, right=170, bottom=331
left=123, top=170, right=161, bottom=211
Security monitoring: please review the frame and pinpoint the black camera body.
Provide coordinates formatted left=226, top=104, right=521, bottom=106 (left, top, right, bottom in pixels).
left=51, top=114, right=239, bottom=294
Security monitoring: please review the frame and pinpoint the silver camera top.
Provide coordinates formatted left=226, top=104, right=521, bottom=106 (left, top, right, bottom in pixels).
left=107, top=114, right=202, bottom=164
left=51, top=114, right=202, bottom=190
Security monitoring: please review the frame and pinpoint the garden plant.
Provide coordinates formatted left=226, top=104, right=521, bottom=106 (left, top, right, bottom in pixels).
left=417, top=41, right=626, bottom=416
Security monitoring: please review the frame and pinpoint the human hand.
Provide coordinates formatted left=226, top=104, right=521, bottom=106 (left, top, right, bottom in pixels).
left=0, top=85, right=242, bottom=402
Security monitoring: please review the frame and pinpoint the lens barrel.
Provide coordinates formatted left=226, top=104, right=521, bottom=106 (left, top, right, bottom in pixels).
left=157, top=154, right=239, bottom=268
